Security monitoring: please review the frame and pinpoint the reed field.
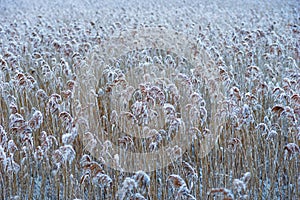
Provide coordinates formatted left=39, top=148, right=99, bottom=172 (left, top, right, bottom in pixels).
left=0, top=0, right=299, bottom=199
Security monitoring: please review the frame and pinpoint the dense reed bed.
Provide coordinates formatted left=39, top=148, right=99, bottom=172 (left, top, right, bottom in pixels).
left=0, top=0, right=299, bottom=199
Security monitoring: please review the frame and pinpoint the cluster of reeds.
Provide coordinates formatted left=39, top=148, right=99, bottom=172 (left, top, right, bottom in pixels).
left=0, top=0, right=299, bottom=199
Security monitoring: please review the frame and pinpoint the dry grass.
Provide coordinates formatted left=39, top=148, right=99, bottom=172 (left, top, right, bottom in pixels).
left=0, top=0, right=299, bottom=199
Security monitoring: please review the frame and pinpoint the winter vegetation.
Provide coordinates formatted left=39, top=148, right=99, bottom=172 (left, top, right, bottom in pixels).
left=0, top=0, right=299, bottom=199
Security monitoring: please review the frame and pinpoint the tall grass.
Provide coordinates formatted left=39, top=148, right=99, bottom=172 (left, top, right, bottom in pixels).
left=0, top=0, right=299, bottom=199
